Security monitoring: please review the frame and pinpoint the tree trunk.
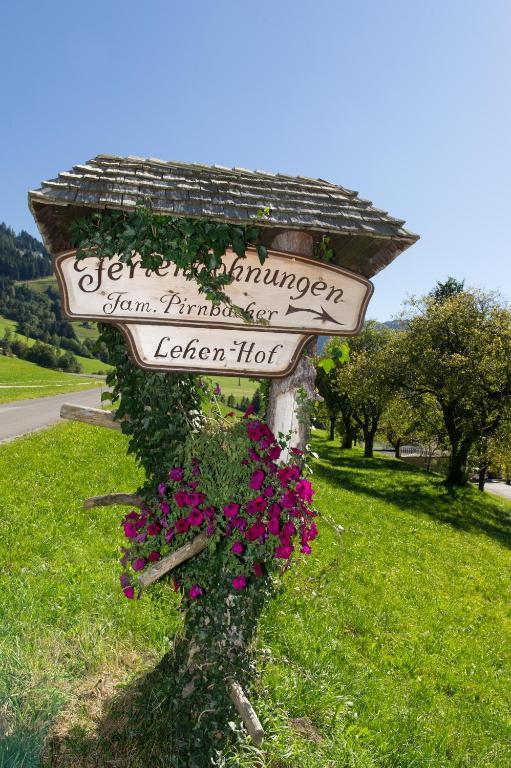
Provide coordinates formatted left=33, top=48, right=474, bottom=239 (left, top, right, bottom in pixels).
left=341, top=430, right=353, bottom=449
left=394, top=440, right=402, bottom=458
left=478, top=465, right=486, bottom=492
left=329, top=415, right=335, bottom=442
left=364, top=430, right=375, bottom=458
left=446, top=440, right=471, bottom=486
left=266, top=231, right=316, bottom=461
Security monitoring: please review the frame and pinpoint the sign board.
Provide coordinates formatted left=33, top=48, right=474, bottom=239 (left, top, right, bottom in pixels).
left=54, top=247, right=373, bottom=336
left=119, top=323, right=312, bottom=377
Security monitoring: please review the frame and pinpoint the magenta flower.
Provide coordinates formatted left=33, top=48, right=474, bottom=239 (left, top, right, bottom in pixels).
left=188, top=492, right=204, bottom=506
left=280, top=490, right=297, bottom=508
left=214, top=383, right=221, bottom=395
left=301, top=544, right=312, bottom=555
left=168, top=467, right=184, bottom=482
left=120, top=573, right=130, bottom=587
left=246, top=520, right=265, bottom=541
left=132, top=557, right=146, bottom=571
left=148, top=550, right=161, bottom=562
left=243, top=405, right=255, bottom=418
left=231, top=540, right=244, bottom=555
left=248, top=448, right=261, bottom=462
left=267, top=517, right=280, bottom=536
left=206, top=522, right=215, bottom=536
left=174, top=491, right=190, bottom=508
left=158, top=483, right=167, bottom=497
left=246, top=496, right=266, bottom=515
left=253, top=562, right=263, bottom=578
left=267, top=445, right=281, bottom=460
left=275, top=544, right=293, bottom=559
left=165, top=527, right=175, bottom=543
left=160, top=500, right=170, bottom=515
left=291, top=447, right=305, bottom=456
left=268, top=502, right=282, bottom=518
left=188, top=508, right=204, bottom=527
left=175, top=517, right=190, bottom=534
left=147, top=522, right=161, bottom=536
left=295, top=478, right=314, bottom=503
left=223, top=502, right=240, bottom=519
left=232, top=575, right=247, bottom=590
left=123, top=522, right=138, bottom=539
left=247, top=421, right=263, bottom=441
left=123, top=586, right=135, bottom=599
left=189, top=584, right=203, bottom=599
left=263, top=485, right=275, bottom=498
left=249, top=469, right=265, bottom=490
left=203, top=506, right=215, bottom=518
left=308, top=521, right=318, bottom=540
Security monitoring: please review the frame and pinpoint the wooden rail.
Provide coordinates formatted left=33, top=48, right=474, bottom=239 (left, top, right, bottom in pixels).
left=60, top=403, right=121, bottom=431
left=83, top=493, right=143, bottom=510
left=229, top=681, right=264, bottom=746
left=138, top=533, right=209, bottom=588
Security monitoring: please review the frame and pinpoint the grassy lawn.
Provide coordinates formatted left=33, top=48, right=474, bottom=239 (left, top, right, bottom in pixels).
left=0, top=316, right=110, bottom=375
left=0, top=427, right=510, bottom=766
left=0, top=356, right=102, bottom=404
left=208, top=374, right=257, bottom=403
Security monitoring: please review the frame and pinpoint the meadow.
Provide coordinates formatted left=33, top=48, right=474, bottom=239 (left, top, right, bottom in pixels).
left=0, top=316, right=110, bottom=375
left=0, top=357, right=101, bottom=404
left=0, top=425, right=510, bottom=767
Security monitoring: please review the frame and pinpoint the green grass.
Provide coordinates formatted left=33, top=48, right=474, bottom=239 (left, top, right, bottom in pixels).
left=0, top=316, right=110, bottom=375
left=0, top=356, right=102, bottom=403
left=0, top=428, right=510, bottom=767
left=208, top=374, right=257, bottom=402
left=15, top=276, right=59, bottom=294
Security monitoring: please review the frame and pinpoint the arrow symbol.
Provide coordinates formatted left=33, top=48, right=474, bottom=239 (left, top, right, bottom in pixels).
left=285, top=305, right=345, bottom=326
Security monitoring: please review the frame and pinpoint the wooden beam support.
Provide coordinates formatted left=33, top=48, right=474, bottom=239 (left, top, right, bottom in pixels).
left=83, top=493, right=143, bottom=510
left=229, top=681, right=264, bottom=746
left=138, top=532, right=209, bottom=588
left=60, top=403, right=121, bottom=431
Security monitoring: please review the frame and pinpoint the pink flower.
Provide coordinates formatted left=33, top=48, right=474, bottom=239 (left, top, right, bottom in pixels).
left=243, top=405, right=255, bottom=418
left=189, top=584, right=203, bottom=599
left=175, top=517, right=190, bottom=534
left=268, top=502, right=281, bottom=518
left=231, top=540, right=244, bottom=555
left=291, top=447, right=304, bottom=456
left=247, top=421, right=263, bottom=441
left=232, top=516, right=247, bottom=531
left=158, top=483, right=167, bottom=496
left=308, top=521, right=318, bottom=540
left=188, top=508, right=204, bottom=527
left=169, top=467, right=184, bottom=482
left=123, top=522, right=138, bottom=539
left=267, top=517, right=280, bottom=536
left=188, top=492, right=204, bottom=506
left=223, top=502, right=240, bottom=519
left=275, top=544, right=293, bottom=559
left=203, top=506, right=215, bottom=518
left=253, top=562, right=263, bottom=578
left=232, top=575, right=247, bottom=590
left=160, top=500, right=170, bottom=515
left=301, top=544, right=312, bottom=555
left=165, top=527, right=175, bottom=543
left=132, top=557, right=146, bottom=571
left=147, top=522, right=161, bottom=536
left=148, top=550, right=161, bottom=562
left=249, top=469, right=265, bottom=490
left=280, top=490, right=296, bottom=508
left=174, top=491, right=190, bottom=508
left=191, top=459, right=200, bottom=477
left=214, top=383, right=221, bottom=395
left=295, top=478, right=314, bottom=503
left=263, top=485, right=275, bottom=498
left=268, top=445, right=282, bottom=461
left=248, top=448, right=261, bottom=462
left=123, top=586, right=135, bottom=599
left=246, top=520, right=265, bottom=541
left=246, top=496, right=266, bottom=515
left=206, top=522, right=215, bottom=536
left=120, top=573, right=130, bottom=587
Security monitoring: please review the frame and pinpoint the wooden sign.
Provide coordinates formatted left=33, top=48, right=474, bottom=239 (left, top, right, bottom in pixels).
left=118, top=323, right=312, bottom=377
left=54, top=247, right=373, bottom=336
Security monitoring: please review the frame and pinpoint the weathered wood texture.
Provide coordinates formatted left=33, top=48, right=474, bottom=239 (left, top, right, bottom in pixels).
left=83, top=493, right=142, bottom=510
left=229, top=681, right=264, bottom=746
left=60, top=403, right=121, bottom=430
left=267, top=231, right=317, bottom=460
left=138, top=532, right=209, bottom=588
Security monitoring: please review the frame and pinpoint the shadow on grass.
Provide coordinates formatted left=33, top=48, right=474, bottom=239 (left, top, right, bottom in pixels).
left=43, top=642, right=241, bottom=768
left=314, top=442, right=511, bottom=549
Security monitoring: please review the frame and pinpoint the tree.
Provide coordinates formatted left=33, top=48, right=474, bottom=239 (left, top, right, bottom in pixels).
left=378, top=393, right=418, bottom=457
left=398, top=290, right=511, bottom=486
left=314, top=338, right=350, bottom=442
left=430, top=276, right=465, bottom=302
left=337, top=323, right=394, bottom=458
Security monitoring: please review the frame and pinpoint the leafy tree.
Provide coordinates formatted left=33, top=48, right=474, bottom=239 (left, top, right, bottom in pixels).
left=315, top=338, right=350, bottom=442
left=378, top=393, right=418, bottom=457
left=25, top=341, right=59, bottom=369
left=430, top=276, right=465, bottom=303
left=398, top=290, right=511, bottom=486
left=337, top=323, right=394, bottom=457
left=488, top=415, right=511, bottom=485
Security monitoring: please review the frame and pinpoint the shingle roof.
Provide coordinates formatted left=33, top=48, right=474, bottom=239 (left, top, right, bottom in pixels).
left=28, top=154, right=419, bottom=278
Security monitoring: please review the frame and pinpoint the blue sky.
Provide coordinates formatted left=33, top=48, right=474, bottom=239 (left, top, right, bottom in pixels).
left=1, top=0, right=509, bottom=320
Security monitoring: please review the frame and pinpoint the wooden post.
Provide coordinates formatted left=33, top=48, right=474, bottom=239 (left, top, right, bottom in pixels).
left=266, top=231, right=317, bottom=460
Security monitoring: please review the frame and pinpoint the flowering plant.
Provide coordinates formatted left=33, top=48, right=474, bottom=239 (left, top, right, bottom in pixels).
left=120, top=411, right=318, bottom=600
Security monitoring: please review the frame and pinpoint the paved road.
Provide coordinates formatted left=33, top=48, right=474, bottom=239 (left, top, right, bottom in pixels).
left=0, top=387, right=103, bottom=443
left=484, top=481, right=511, bottom=502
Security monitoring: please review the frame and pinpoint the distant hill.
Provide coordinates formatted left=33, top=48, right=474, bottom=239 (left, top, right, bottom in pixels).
left=0, top=223, right=52, bottom=281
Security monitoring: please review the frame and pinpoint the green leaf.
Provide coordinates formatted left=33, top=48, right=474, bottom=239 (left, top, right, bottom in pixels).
left=318, top=357, right=335, bottom=374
